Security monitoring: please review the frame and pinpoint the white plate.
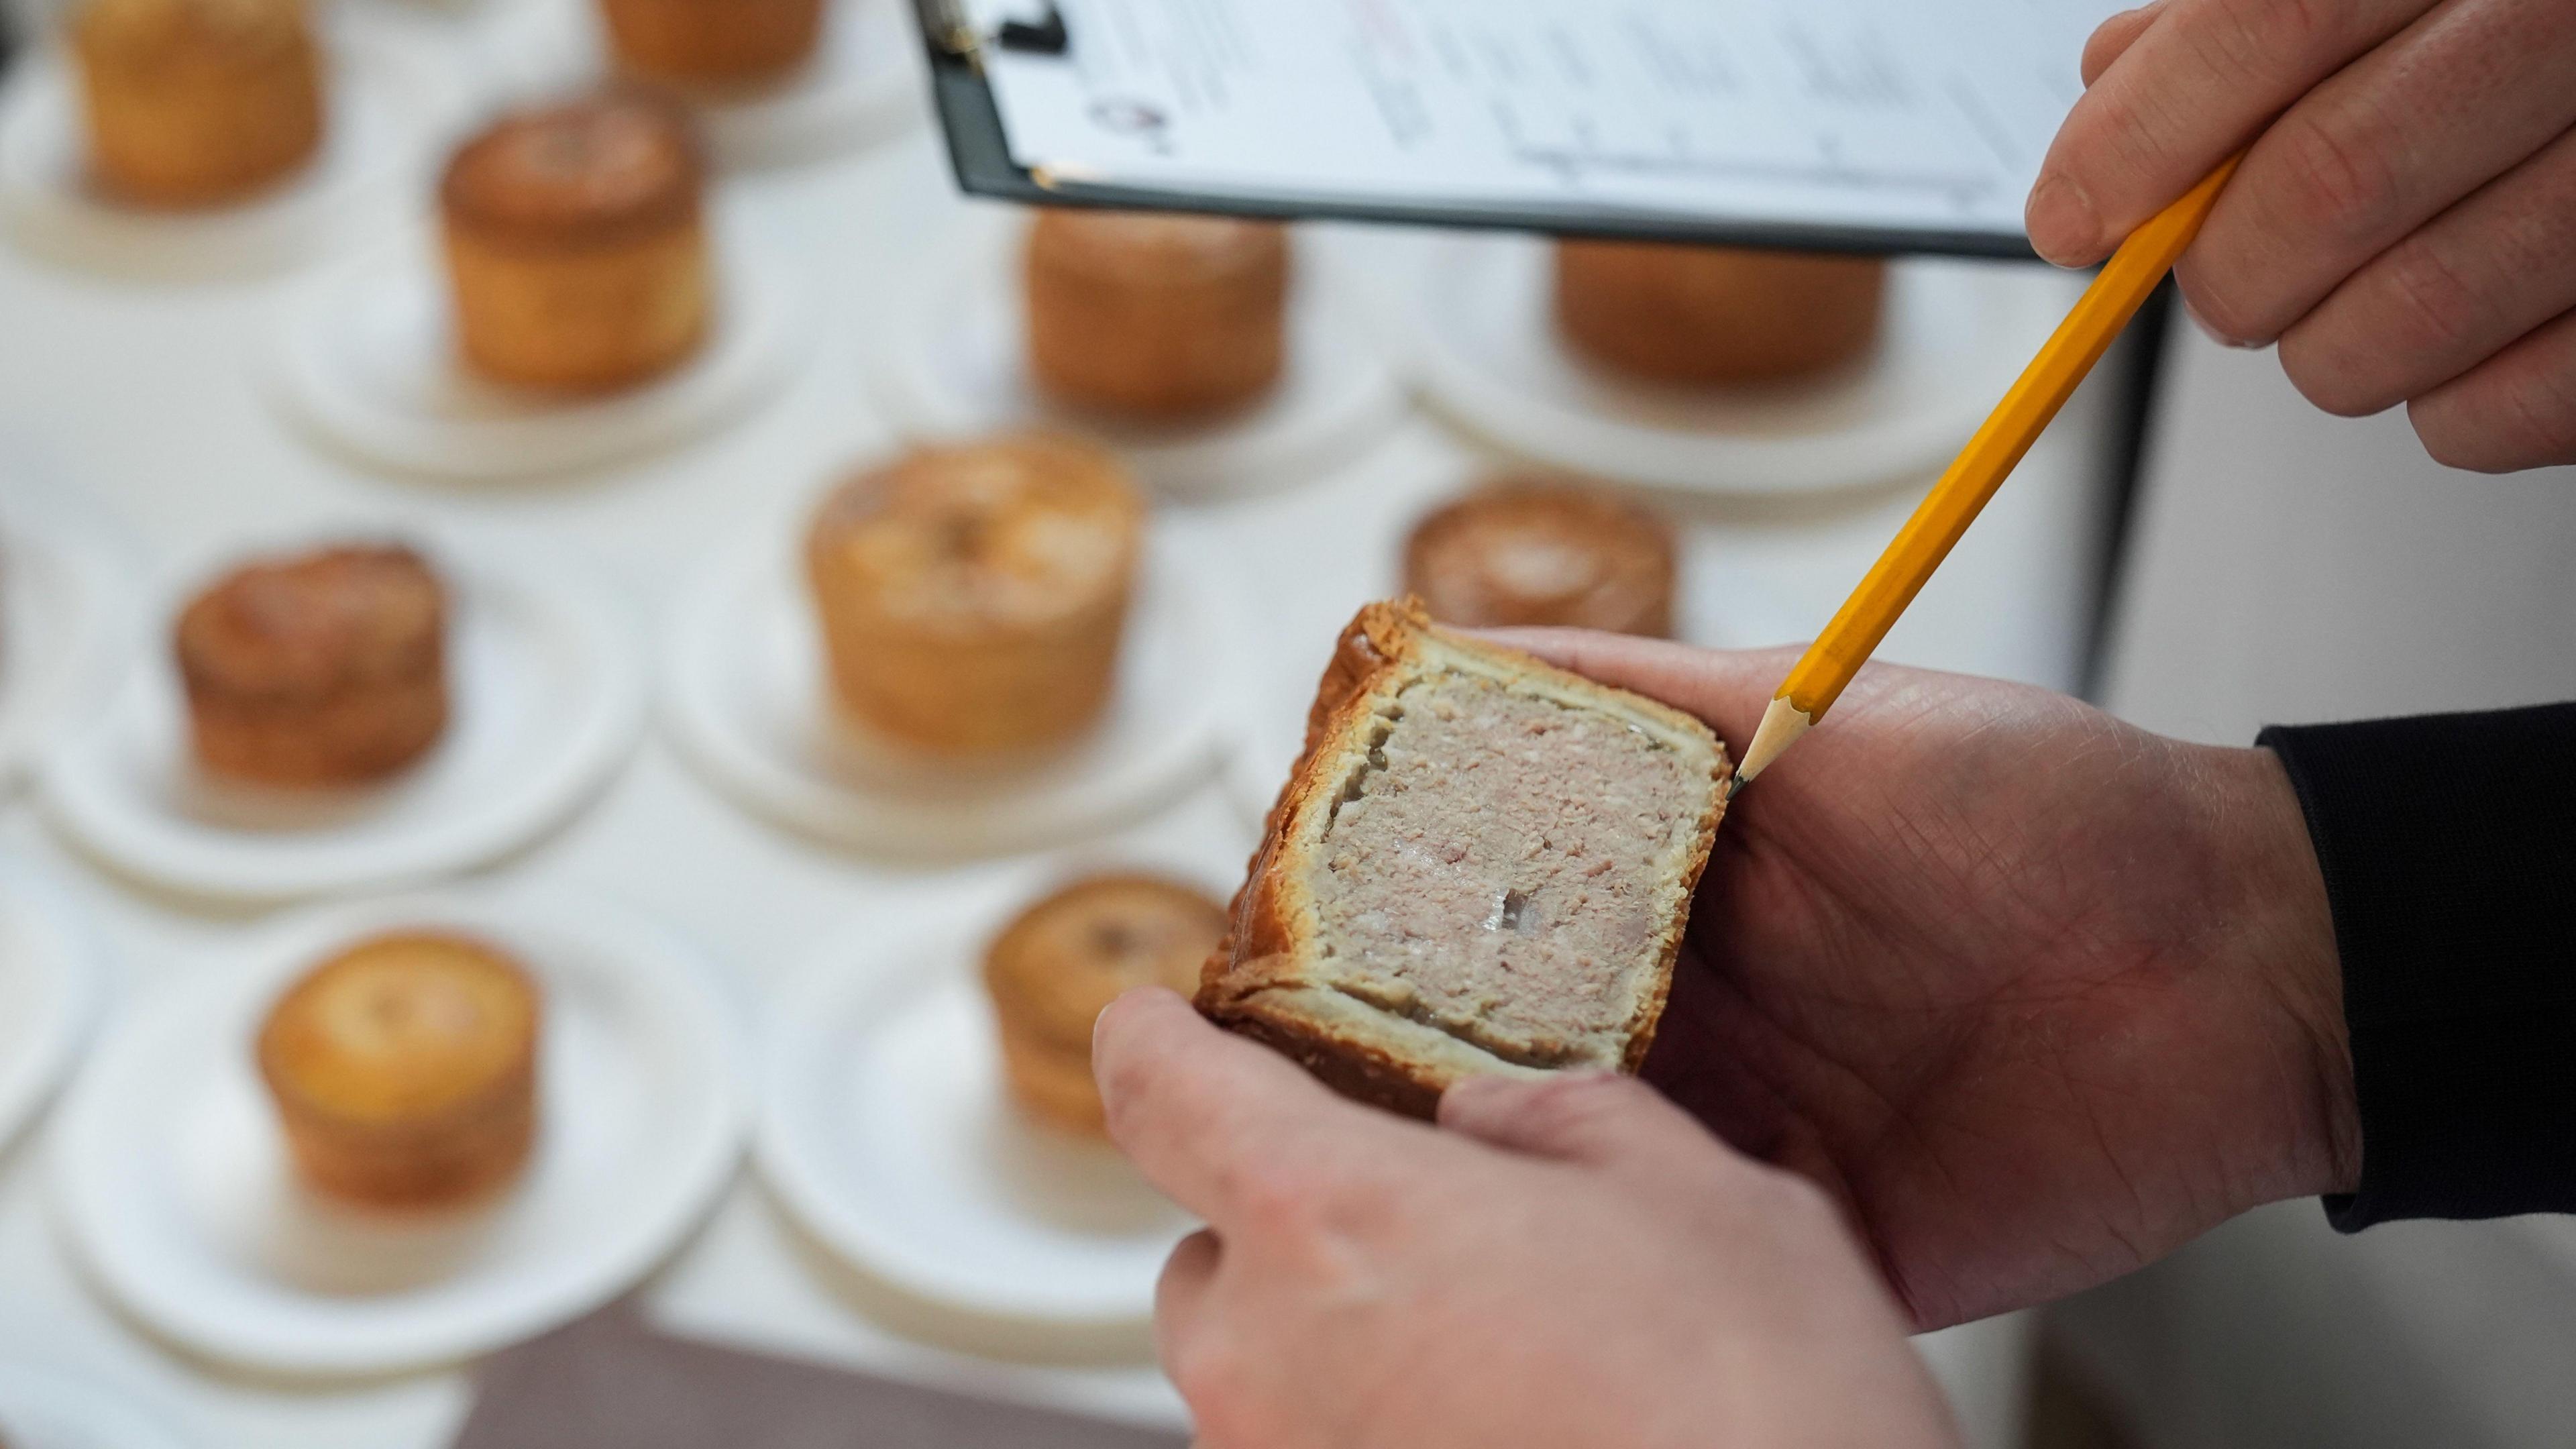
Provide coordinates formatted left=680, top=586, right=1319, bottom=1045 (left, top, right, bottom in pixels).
left=871, top=226, right=1409, bottom=501
left=1211, top=573, right=1318, bottom=835
left=490, top=0, right=926, bottom=168
left=1405, top=235, right=2074, bottom=495
left=661, top=516, right=1232, bottom=859
left=48, top=889, right=748, bottom=1376
left=40, top=537, right=645, bottom=902
left=268, top=235, right=808, bottom=480
left=0, top=858, right=105, bottom=1156
left=0, top=1364, right=190, bottom=1449
left=0, top=23, right=464, bottom=282
left=758, top=900, right=1195, bottom=1328
left=0, top=489, right=142, bottom=795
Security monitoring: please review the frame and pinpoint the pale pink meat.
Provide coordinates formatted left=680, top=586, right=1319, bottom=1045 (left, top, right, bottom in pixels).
left=1305, top=672, right=1699, bottom=1066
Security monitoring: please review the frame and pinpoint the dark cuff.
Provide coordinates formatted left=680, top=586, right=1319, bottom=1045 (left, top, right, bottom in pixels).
left=2259, top=703, right=2576, bottom=1232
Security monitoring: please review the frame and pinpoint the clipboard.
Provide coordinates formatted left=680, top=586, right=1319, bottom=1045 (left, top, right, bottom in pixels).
left=910, top=0, right=2127, bottom=260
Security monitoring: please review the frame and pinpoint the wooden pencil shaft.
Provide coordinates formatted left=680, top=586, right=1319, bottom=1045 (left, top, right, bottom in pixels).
left=1778, top=156, right=2243, bottom=722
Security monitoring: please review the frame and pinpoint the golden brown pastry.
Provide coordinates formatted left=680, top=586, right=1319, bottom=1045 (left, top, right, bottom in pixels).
left=257, top=931, right=541, bottom=1209
left=804, top=435, right=1144, bottom=755
left=1554, top=239, right=1886, bottom=384
left=1201, top=598, right=1728, bottom=1118
left=984, top=874, right=1227, bottom=1134
left=439, top=94, right=711, bottom=392
left=1023, top=209, right=1291, bottom=419
left=69, top=0, right=323, bottom=209
left=1403, top=477, right=1676, bottom=637
left=598, top=0, right=824, bottom=87
left=176, top=543, right=448, bottom=788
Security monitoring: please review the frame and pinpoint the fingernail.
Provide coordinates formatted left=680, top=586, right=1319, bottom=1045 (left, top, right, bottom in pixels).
left=2025, top=172, right=2102, bottom=266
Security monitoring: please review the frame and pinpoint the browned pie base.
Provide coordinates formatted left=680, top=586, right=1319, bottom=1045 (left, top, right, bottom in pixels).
left=981, top=873, right=1227, bottom=1134
left=439, top=95, right=712, bottom=392
left=188, top=674, right=448, bottom=788
left=805, top=435, right=1143, bottom=755
left=600, top=0, right=824, bottom=85
left=1022, top=209, right=1290, bottom=419
left=441, top=221, right=712, bottom=391
left=1554, top=239, right=1886, bottom=385
left=824, top=614, right=1125, bottom=756
left=993, top=1021, right=1113, bottom=1135
left=257, top=932, right=542, bottom=1210
left=1403, top=478, right=1676, bottom=637
left=175, top=543, right=449, bottom=790
left=274, top=1088, right=536, bottom=1208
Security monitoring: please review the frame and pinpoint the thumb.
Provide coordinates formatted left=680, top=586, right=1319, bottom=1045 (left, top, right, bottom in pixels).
left=1438, top=1071, right=1733, bottom=1170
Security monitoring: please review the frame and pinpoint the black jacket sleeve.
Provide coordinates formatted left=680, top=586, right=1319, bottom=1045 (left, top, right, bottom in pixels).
left=2259, top=702, right=2576, bottom=1232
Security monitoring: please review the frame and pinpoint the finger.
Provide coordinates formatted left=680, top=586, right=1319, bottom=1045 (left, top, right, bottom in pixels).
left=1094, top=987, right=1414, bottom=1229
left=1438, top=1071, right=1746, bottom=1174
left=1154, top=1228, right=1222, bottom=1354
left=2180, top=0, right=2576, bottom=345
left=2406, top=306, right=2576, bottom=472
left=1477, top=628, right=1794, bottom=760
left=2026, top=0, right=2436, bottom=264
left=2080, top=1, right=2168, bottom=88
left=2279, top=126, right=2576, bottom=415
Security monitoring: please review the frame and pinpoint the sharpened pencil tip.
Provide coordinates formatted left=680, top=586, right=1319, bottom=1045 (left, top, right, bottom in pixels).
left=1724, top=773, right=1746, bottom=801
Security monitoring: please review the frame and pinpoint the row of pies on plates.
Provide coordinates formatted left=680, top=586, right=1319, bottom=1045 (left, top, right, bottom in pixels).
left=248, top=870, right=1218, bottom=1218
left=227, top=878, right=1183, bottom=1213
left=417, top=95, right=1894, bottom=409
left=423, top=95, right=1322, bottom=415
left=57, top=0, right=866, bottom=213
left=46, top=0, right=1988, bottom=510
left=51, top=0, right=1936, bottom=508
left=32, top=865, right=1217, bottom=1377
left=347, top=97, right=1900, bottom=485
left=63, top=0, right=1889, bottom=395
left=70, top=0, right=1902, bottom=399
left=138, top=437, right=1678, bottom=798
left=58, top=0, right=1309, bottom=414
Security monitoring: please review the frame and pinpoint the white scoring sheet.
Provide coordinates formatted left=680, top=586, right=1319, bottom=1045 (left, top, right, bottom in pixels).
left=959, top=0, right=2130, bottom=252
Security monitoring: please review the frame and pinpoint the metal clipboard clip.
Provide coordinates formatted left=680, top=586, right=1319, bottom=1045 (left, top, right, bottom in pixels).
left=924, top=1, right=1069, bottom=60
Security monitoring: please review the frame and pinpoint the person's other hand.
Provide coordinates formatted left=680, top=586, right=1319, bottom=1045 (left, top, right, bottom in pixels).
left=2027, top=0, right=2576, bottom=472
left=1092, top=988, right=1958, bottom=1449
left=1495, top=631, right=2359, bottom=1330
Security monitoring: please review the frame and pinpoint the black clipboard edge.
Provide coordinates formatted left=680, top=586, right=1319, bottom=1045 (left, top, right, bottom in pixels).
left=910, top=0, right=2045, bottom=263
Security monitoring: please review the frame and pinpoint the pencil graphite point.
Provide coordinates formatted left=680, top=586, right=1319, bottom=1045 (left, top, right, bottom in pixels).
left=1732, top=696, right=1813, bottom=796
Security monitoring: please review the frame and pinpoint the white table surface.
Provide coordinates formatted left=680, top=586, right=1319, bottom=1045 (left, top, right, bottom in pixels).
left=0, top=13, right=2117, bottom=1442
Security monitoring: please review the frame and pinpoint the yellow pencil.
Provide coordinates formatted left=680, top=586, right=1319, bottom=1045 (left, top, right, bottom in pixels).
left=1730, top=154, right=2245, bottom=796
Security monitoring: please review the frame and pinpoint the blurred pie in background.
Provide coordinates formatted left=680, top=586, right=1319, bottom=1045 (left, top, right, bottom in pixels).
left=982, top=874, right=1227, bottom=1136
left=598, top=0, right=825, bottom=89
left=175, top=542, right=449, bottom=789
left=1403, top=476, right=1676, bottom=638
left=1022, top=208, right=1291, bottom=421
left=804, top=433, right=1144, bottom=755
left=69, top=0, right=324, bottom=208
left=1554, top=238, right=1885, bottom=385
left=438, top=93, right=712, bottom=392
left=256, top=930, right=543, bottom=1210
